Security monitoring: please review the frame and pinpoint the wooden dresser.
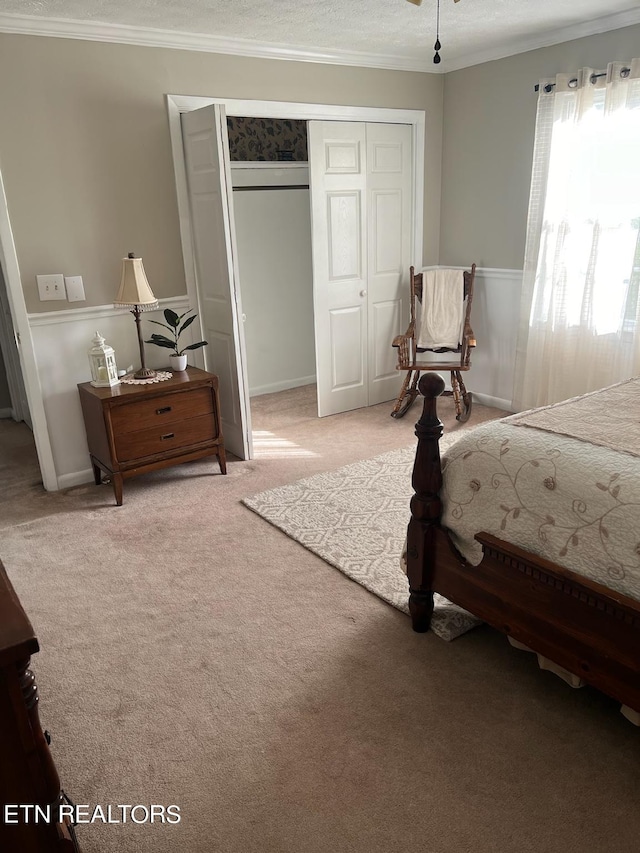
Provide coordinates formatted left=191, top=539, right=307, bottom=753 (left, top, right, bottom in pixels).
left=78, top=367, right=226, bottom=505
left=0, top=561, right=79, bottom=852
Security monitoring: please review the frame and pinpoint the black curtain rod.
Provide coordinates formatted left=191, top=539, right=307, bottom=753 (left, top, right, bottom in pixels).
left=534, top=67, right=630, bottom=93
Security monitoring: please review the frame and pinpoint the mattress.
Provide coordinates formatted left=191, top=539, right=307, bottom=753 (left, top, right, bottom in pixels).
left=440, top=378, right=640, bottom=603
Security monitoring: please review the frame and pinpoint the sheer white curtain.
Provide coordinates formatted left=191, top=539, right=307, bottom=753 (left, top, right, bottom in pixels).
left=513, top=59, right=640, bottom=411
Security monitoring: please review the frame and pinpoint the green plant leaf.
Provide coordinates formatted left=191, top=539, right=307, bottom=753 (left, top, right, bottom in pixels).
left=182, top=341, right=208, bottom=351
left=164, top=308, right=180, bottom=327
left=178, top=314, right=198, bottom=335
left=144, top=335, right=176, bottom=349
left=147, top=319, right=173, bottom=331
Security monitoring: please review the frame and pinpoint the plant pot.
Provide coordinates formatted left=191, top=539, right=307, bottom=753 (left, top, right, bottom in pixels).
left=169, top=354, right=188, bottom=372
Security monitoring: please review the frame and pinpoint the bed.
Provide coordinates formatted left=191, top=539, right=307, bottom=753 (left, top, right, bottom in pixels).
left=405, top=373, right=640, bottom=719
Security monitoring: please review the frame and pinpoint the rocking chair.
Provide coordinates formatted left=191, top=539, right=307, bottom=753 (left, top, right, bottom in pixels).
left=391, top=264, right=476, bottom=421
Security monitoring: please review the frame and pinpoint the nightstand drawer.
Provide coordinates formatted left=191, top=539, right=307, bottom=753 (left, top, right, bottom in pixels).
left=115, top=412, right=218, bottom=462
left=110, top=387, right=213, bottom=433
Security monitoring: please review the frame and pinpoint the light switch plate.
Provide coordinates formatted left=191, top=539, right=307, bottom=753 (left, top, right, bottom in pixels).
left=65, top=275, right=85, bottom=302
left=37, top=274, right=66, bottom=301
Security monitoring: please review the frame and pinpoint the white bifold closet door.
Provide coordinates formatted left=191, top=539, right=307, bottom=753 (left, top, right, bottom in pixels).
left=181, top=104, right=253, bottom=460
left=308, top=121, right=412, bottom=417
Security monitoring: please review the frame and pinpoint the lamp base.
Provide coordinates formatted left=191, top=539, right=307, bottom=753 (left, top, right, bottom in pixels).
left=133, top=367, right=157, bottom=380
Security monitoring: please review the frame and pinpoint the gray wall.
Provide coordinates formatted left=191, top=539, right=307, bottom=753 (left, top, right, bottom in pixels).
left=439, top=24, right=640, bottom=269
left=0, top=34, right=443, bottom=314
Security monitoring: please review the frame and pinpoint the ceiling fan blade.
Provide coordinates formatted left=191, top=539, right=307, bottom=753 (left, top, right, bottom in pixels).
left=406, top=0, right=423, bottom=6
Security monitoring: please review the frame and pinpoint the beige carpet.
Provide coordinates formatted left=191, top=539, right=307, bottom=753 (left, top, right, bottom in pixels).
left=1, top=390, right=639, bottom=853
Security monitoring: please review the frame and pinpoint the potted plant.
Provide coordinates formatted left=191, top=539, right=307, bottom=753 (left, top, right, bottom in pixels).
left=144, top=308, right=208, bottom=372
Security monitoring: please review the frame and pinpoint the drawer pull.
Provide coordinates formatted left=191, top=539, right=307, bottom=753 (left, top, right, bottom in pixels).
left=161, top=432, right=175, bottom=441
left=156, top=406, right=172, bottom=415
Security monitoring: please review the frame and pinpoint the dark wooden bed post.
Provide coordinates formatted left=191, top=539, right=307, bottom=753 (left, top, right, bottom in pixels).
left=406, top=373, right=446, bottom=632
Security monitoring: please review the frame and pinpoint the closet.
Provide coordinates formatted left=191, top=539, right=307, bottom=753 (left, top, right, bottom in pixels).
left=231, top=162, right=315, bottom=398
left=180, top=106, right=415, bottom=459
left=231, top=118, right=413, bottom=414
left=227, top=116, right=315, bottom=399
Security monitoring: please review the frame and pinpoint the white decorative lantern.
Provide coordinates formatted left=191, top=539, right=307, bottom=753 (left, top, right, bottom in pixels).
left=88, top=332, right=120, bottom=388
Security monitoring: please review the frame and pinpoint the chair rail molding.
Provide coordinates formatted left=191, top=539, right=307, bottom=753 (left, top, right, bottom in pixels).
left=28, top=295, right=189, bottom=326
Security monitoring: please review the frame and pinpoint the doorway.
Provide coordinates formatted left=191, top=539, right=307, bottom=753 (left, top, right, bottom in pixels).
left=0, top=166, right=57, bottom=491
left=228, top=116, right=316, bottom=400
left=0, top=263, right=30, bottom=426
left=0, top=251, right=40, bottom=500
left=167, top=95, right=425, bottom=459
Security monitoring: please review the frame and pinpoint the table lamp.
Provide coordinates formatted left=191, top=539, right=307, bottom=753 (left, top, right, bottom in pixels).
left=114, top=252, right=159, bottom=379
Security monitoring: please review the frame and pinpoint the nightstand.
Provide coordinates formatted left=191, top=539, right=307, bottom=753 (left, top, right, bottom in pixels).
left=78, top=367, right=226, bottom=505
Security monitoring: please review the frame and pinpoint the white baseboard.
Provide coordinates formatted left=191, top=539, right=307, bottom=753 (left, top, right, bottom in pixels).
left=249, top=375, right=316, bottom=398
left=0, top=407, right=14, bottom=419
left=57, top=469, right=95, bottom=490
left=473, top=392, right=513, bottom=413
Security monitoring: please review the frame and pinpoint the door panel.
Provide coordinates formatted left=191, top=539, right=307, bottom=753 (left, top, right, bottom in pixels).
left=372, top=298, right=402, bottom=383
left=327, top=193, right=362, bottom=280
left=181, top=104, right=252, bottom=458
left=325, top=140, right=361, bottom=173
left=208, top=332, right=241, bottom=434
left=370, top=140, right=404, bottom=174
left=330, top=307, right=365, bottom=388
left=309, top=122, right=368, bottom=417
left=372, top=190, right=403, bottom=273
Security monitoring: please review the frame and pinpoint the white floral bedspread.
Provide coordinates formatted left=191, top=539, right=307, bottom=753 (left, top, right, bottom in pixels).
left=441, top=421, right=640, bottom=603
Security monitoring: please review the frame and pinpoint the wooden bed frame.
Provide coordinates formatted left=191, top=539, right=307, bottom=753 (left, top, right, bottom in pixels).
left=406, top=373, right=640, bottom=716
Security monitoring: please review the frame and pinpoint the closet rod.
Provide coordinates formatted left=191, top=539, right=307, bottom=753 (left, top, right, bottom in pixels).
left=233, top=184, right=309, bottom=192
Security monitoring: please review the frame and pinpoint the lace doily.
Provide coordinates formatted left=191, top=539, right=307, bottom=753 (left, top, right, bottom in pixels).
left=119, top=371, right=173, bottom=385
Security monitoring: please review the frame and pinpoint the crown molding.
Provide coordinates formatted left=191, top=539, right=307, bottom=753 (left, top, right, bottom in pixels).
left=444, top=7, right=640, bottom=73
left=0, top=12, right=432, bottom=73
left=0, top=7, right=639, bottom=74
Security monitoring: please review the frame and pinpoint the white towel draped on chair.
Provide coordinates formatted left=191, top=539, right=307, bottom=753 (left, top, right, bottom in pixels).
left=416, top=269, right=465, bottom=349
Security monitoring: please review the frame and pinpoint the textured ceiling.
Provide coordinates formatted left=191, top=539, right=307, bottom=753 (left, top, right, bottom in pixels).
left=1, top=0, right=639, bottom=70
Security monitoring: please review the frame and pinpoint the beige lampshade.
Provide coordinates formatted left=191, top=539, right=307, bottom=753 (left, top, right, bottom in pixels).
left=114, top=254, right=158, bottom=309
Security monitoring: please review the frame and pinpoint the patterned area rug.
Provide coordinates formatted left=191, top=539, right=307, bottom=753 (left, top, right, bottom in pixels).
left=242, top=444, right=481, bottom=641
